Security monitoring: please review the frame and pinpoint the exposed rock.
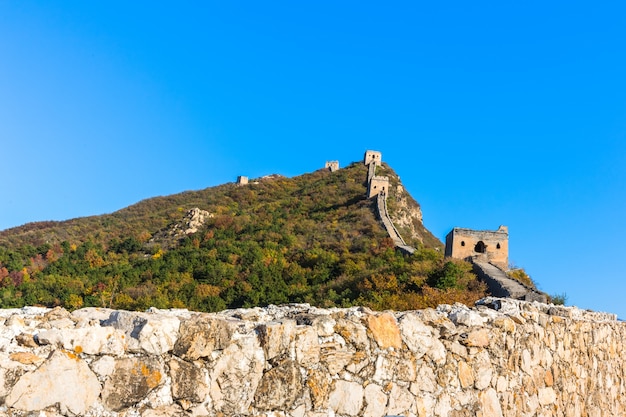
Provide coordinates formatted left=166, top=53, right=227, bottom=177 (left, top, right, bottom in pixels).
left=254, top=360, right=303, bottom=410
left=169, top=357, right=209, bottom=403
left=328, top=380, right=364, bottom=416
left=5, top=349, right=101, bottom=415
left=173, top=315, right=237, bottom=360
left=208, top=334, right=265, bottom=415
left=101, top=356, right=164, bottom=411
left=366, top=312, right=402, bottom=349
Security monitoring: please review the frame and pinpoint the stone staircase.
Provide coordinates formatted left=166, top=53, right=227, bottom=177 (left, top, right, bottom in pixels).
left=472, top=261, right=547, bottom=303
left=366, top=160, right=416, bottom=255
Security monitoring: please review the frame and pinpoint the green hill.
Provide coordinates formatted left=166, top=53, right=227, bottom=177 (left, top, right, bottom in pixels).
left=0, top=161, right=487, bottom=311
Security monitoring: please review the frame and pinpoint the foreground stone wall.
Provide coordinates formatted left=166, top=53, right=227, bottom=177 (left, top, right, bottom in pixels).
left=0, top=298, right=622, bottom=417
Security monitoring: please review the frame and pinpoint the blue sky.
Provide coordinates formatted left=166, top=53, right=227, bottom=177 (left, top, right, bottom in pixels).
left=2, top=2, right=625, bottom=317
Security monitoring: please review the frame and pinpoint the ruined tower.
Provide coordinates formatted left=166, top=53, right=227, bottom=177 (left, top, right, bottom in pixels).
left=445, top=226, right=509, bottom=270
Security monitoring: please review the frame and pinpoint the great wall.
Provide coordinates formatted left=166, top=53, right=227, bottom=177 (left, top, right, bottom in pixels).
left=0, top=150, right=621, bottom=416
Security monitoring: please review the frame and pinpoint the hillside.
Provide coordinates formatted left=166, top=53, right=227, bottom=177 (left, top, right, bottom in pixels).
left=0, top=161, right=487, bottom=311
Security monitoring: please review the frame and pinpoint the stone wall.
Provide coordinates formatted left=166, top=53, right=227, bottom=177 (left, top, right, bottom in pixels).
left=0, top=299, right=622, bottom=416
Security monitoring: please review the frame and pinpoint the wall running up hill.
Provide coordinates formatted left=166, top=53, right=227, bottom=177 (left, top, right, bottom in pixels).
left=0, top=299, right=622, bottom=416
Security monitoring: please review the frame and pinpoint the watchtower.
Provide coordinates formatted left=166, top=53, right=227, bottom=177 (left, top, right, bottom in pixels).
left=325, top=161, right=339, bottom=172
left=236, top=176, right=248, bottom=186
left=364, top=150, right=382, bottom=166
left=368, top=176, right=390, bottom=198
left=445, top=226, right=509, bottom=270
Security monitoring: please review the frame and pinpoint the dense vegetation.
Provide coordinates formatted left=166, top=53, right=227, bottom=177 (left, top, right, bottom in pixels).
left=0, top=162, right=488, bottom=312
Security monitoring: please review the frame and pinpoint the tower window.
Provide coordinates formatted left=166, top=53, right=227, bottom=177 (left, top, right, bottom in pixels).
left=461, top=241, right=465, bottom=246
left=496, top=243, right=501, bottom=249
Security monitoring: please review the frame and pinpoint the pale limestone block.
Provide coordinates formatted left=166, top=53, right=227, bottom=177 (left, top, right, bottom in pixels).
left=427, top=338, right=447, bottom=365
left=328, top=380, right=364, bottom=416
left=462, top=328, right=490, bottom=348
left=208, top=334, right=264, bottom=415
left=415, top=365, right=437, bottom=393
left=335, top=318, right=370, bottom=350
left=415, top=394, right=435, bottom=417
left=537, top=387, right=556, bottom=406
left=474, top=351, right=494, bottom=390
left=387, top=383, right=414, bottom=416
left=102, top=310, right=180, bottom=355
left=5, top=350, right=101, bottom=415
left=257, top=319, right=296, bottom=361
left=478, top=388, right=503, bottom=417
left=295, top=326, right=320, bottom=366
left=321, top=340, right=353, bottom=375
left=373, top=354, right=398, bottom=382
left=448, top=305, right=486, bottom=326
left=399, top=313, right=435, bottom=359
left=496, top=375, right=508, bottom=392
left=91, top=355, right=115, bottom=378
left=434, top=392, right=451, bottom=417
left=458, top=360, right=474, bottom=389
left=363, top=383, right=387, bottom=417
left=521, top=349, right=533, bottom=375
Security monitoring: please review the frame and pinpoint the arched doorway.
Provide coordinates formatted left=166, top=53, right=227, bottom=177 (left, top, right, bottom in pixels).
left=474, top=241, right=486, bottom=253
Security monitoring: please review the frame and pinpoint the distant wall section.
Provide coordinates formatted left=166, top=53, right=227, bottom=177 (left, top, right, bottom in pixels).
left=445, top=226, right=509, bottom=270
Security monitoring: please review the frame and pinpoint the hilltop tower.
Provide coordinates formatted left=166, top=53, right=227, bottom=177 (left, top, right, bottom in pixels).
left=445, top=226, right=509, bottom=270
left=325, top=161, right=339, bottom=172
left=236, top=176, right=248, bottom=186
left=364, top=150, right=382, bottom=166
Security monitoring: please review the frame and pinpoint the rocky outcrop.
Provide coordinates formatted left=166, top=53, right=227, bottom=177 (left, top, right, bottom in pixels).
left=0, top=299, right=622, bottom=416
left=148, top=208, right=213, bottom=248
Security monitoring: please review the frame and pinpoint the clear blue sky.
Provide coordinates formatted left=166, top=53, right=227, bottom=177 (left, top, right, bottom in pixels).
left=2, top=2, right=625, bottom=317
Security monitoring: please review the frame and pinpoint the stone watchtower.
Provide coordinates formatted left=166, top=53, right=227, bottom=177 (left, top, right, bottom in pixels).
left=325, top=161, right=339, bottom=172
left=364, top=150, right=389, bottom=198
left=364, top=150, right=382, bottom=166
left=445, top=226, right=509, bottom=270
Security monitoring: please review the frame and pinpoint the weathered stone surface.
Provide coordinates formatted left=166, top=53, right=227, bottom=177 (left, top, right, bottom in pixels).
left=101, top=356, right=163, bottom=411
left=367, top=312, right=402, bottom=349
left=399, top=313, right=436, bottom=358
left=363, top=383, right=387, bottom=417
left=458, top=360, right=474, bottom=388
left=478, top=388, right=503, bottom=417
left=169, top=357, right=208, bottom=403
left=102, top=310, right=180, bottom=355
left=256, top=319, right=296, bottom=360
left=307, top=368, right=332, bottom=410
left=5, top=350, right=101, bottom=415
left=462, top=328, right=490, bottom=348
left=295, top=325, right=320, bottom=366
left=0, top=298, right=624, bottom=416
left=328, top=380, right=364, bottom=416
left=37, top=325, right=125, bottom=355
left=254, top=360, right=303, bottom=410
left=208, top=334, right=264, bottom=415
left=9, top=352, right=43, bottom=365
left=173, top=315, right=237, bottom=360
